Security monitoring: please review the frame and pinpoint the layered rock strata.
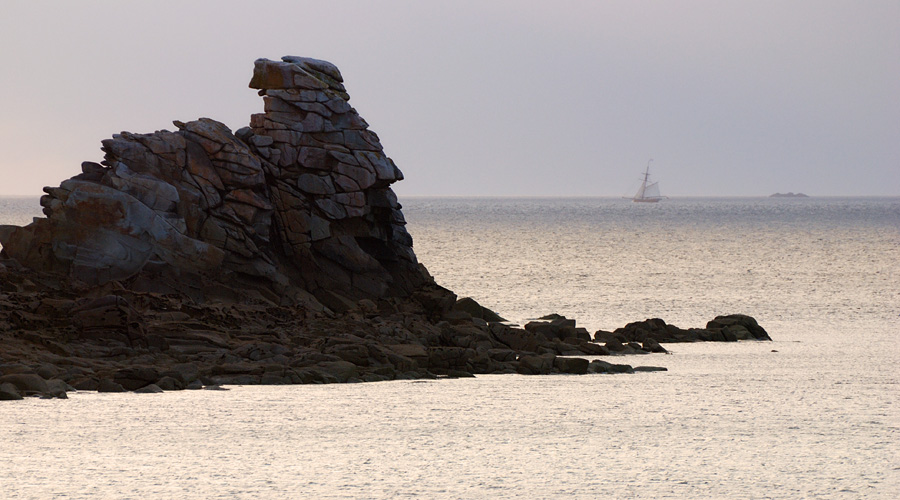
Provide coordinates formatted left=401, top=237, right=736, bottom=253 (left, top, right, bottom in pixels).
left=0, top=56, right=769, bottom=399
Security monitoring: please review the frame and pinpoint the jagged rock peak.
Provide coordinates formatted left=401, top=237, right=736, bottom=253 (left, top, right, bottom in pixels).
left=0, top=56, right=425, bottom=310
left=250, top=56, right=345, bottom=91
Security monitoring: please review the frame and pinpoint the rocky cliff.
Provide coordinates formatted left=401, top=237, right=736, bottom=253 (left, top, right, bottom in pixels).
left=0, top=56, right=767, bottom=400
left=0, top=56, right=423, bottom=312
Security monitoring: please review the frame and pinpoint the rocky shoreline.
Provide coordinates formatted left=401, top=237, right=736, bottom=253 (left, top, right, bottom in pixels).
left=0, top=56, right=769, bottom=400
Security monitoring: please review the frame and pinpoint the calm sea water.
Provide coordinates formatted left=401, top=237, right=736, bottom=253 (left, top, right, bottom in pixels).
left=2, top=196, right=898, bottom=499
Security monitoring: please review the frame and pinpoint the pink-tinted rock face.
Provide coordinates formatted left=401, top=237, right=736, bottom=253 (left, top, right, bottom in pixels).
left=0, top=56, right=424, bottom=310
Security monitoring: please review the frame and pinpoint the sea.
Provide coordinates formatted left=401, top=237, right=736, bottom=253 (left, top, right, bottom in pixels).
left=1, top=195, right=898, bottom=499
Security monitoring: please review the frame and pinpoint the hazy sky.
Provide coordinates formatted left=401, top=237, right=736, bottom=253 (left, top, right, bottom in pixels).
left=1, top=1, right=898, bottom=196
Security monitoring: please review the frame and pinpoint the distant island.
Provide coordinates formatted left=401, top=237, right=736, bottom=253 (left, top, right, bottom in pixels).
left=770, top=192, right=809, bottom=198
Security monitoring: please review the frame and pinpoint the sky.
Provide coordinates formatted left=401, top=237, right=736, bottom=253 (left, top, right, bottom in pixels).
left=1, top=0, right=898, bottom=197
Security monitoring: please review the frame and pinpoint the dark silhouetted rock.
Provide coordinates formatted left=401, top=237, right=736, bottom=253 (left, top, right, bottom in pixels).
left=525, top=314, right=591, bottom=342
left=554, top=357, right=590, bottom=374
left=0, top=373, right=49, bottom=396
left=453, top=297, right=507, bottom=322
left=114, top=367, right=160, bottom=391
left=44, top=379, right=69, bottom=399
left=0, top=56, right=774, bottom=400
left=134, top=384, right=164, bottom=394
left=588, top=360, right=634, bottom=374
left=0, top=56, right=425, bottom=311
left=98, top=380, right=126, bottom=393
left=606, top=315, right=771, bottom=344
left=706, top=314, right=771, bottom=340
left=0, top=383, right=23, bottom=400
left=155, top=376, right=184, bottom=391
left=517, top=353, right=556, bottom=375
left=642, top=339, right=668, bottom=353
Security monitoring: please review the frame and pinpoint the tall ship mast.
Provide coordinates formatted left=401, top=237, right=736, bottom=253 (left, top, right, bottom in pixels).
left=631, top=159, right=667, bottom=203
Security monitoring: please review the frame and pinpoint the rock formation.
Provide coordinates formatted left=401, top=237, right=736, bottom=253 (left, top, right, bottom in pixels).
left=0, top=56, right=423, bottom=312
left=594, top=314, right=771, bottom=344
left=0, top=56, right=768, bottom=399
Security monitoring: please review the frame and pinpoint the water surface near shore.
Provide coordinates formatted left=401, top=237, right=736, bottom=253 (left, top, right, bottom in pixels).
left=404, top=196, right=899, bottom=334
left=2, top=339, right=894, bottom=499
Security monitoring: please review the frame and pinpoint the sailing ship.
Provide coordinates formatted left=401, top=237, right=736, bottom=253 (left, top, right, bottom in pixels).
left=629, top=160, right=667, bottom=202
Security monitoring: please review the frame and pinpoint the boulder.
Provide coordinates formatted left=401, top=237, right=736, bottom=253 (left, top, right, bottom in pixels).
left=427, top=347, right=472, bottom=370
left=517, top=353, right=556, bottom=375
left=593, top=329, right=622, bottom=343
left=491, top=324, right=545, bottom=353
left=155, top=376, right=184, bottom=391
left=35, top=363, right=65, bottom=380
left=588, top=360, right=634, bottom=374
left=453, top=297, right=507, bottom=322
left=44, top=379, right=69, bottom=398
left=134, top=384, right=164, bottom=394
left=525, top=315, right=590, bottom=342
left=706, top=314, right=771, bottom=340
left=0, top=383, right=23, bottom=400
left=642, top=339, right=668, bottom=353
left=0, top=373, right=49, bottom=396
left=313, top=361, right=359, bottom=383
left=98, top=379, right=126, bottom=393
left=605, top=340, right=627, bottom=352
left=166, top=363, right=201, bottom=384
left=114, top=367, right=160, bottom=391
left=412, top=285, right=457, bottom=319
left=554, top=357, right=590, bottom=374
left=524, top=321, right=558, bottom=340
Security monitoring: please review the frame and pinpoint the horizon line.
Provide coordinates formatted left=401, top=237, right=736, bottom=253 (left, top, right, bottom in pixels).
left=2, top=193, right=899, bottom=199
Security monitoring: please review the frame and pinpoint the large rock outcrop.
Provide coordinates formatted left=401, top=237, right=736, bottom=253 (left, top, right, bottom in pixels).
left=0, top=56, right=423, bottom=311
left=0, top=56, right=770, bottom=398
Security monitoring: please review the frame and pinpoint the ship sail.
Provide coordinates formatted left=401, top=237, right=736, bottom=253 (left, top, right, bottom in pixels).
left=630, top=160, right=666, bottom=202
left=642, top=181, right=661, bottom=199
